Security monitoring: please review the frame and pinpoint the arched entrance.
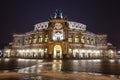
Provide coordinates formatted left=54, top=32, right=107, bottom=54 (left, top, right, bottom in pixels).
left=53, top=45, right=62, bottom=59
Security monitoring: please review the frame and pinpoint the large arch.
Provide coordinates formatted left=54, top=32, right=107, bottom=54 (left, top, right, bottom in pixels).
left=53, top=45, right=62, bottom=59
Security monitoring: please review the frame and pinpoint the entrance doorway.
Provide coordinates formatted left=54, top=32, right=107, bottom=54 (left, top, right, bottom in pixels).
left=53, top=45, right=62, bottom=58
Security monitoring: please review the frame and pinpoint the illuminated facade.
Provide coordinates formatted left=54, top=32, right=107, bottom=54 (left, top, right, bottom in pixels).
left=4, top=10, right=116, bottom=59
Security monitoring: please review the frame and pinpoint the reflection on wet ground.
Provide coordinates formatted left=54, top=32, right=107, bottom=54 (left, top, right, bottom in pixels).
left=18, top=60, right=62, bottom=73
left=0, top=58, right=120, bottom=80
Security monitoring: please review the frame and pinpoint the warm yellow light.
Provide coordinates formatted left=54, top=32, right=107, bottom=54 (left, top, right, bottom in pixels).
left=6, top=49, right=10, bottom=53
left=23, top=50, right=25, bottom=52
left=19, top=50, right=22, bottom=53
left=87, top=50, right=92, bottom=53
left=109, top=50, right=113, bottom=53
left=96, top=50, right=100, bottom=53
left=26, top=49, right=29, bottom=52
left=81, top=49, right=85, bottom=52
left=53, top=45, right=62, bottom=58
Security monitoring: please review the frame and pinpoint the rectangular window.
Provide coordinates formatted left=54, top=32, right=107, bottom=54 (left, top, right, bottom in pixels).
left=33, top=39, right=37, bottom=43
left=75, top=37, right=79, bottom=42
left=68, top=38, right=72, bottom=42
left=39, top=38, right=43, bottom=42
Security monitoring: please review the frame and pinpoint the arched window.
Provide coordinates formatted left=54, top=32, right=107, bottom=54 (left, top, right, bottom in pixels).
left=39, top=35, right=43, bottom=42
left=91, top=38, right=94, bottom=45
left=45, top=35, right=48, bottom=42
left=29, top=37, right=32, bottom=44
left=81, top=36, right=85, bottom=43
left=25, top=38, right=28, bottom=44
left=33, top=36, right=37, bottom=43
left=87, top=37, right=90, bottom=44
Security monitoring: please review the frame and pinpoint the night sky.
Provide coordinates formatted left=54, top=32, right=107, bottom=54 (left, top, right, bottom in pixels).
left=0, top=0, right=120, bottom=49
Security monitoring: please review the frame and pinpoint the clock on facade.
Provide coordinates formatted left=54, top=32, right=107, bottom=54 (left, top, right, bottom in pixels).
left=54, top=23, right=63, bottom=30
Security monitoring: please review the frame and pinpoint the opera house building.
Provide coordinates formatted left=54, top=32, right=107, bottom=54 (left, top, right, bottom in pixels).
left=4, top=10, right=116, bottom=59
